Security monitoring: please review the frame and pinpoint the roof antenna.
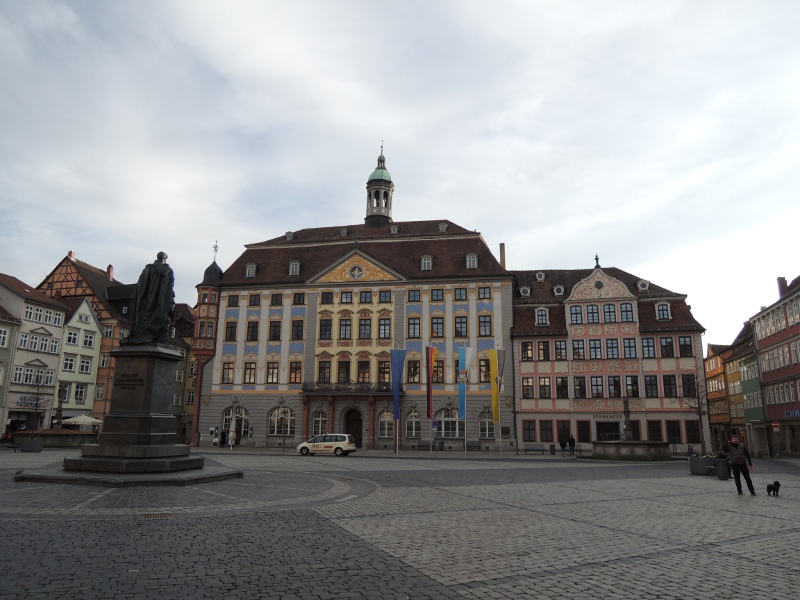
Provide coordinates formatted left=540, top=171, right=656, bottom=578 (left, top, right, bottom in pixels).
left=380, top=139, right=384, bottom=156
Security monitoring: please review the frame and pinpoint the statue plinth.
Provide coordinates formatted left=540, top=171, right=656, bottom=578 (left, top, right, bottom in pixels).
left=64, top=344, right=204, bottom=473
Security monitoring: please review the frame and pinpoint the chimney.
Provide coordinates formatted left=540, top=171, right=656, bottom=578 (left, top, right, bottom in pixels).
left=107, top=264, right=114, bottom=280
left=499, top=243, right=506, bottom=269
left=68, top=250, right=75, bottom=261
left=778, top=276, right=788, bottom=298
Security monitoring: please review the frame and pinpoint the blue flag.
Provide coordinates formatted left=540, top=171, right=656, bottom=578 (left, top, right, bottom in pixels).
left=390, top=349, right=407, bottom=420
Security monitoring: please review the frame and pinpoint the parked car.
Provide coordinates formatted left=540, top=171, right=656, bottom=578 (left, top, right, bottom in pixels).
left=296, top=434, right=357, bottom=456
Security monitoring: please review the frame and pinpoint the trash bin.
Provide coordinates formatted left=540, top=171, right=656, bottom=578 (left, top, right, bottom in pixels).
left=550, top=444, right=556, bottom=455
left=438, top=441, right=445, bottom=451
left=714, top=459, right=729, bottom=480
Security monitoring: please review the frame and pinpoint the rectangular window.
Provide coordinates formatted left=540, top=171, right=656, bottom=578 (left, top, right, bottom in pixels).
left=648, top=420, right=663, bottom=441
left=570, top=306, right=583, bottom=324
left=95, top=383, right=105, bottom=401
left=537, top=341, right=550, bottom=361
left=431, top=289, right=444, bottom=302
left=186, top=390, right=195, bottom=405
left=103, top=325, right=114, bottom=338
left=479, top=315, right=492, bottom=337
left=221, top=363, right=234, bottom=384
left=408, top=289, right=420, bottom=302
left=337, top=361, right=350, bottom=383
left=620, top=303, right=634, bottom=322
left=266, top=362, right=279, bottom=383
left=538, top=377, right=551, bottom=399
left=432, top=360, right=444, bottom=383
left=479, top=359, right=491, bottom=383
left=574, top=376, right=586, bottom=398
left=606, top=339, right=619, bottom=359
left=540, top=420, right=553, bottom=442
left=378, top=361, right=390, bottom=383
left=319, top=319, right=332, bottom=340
left=189, top=361, right=197, bottom=377
left=293, top=293, right=305, bottom=305
left=454, top=288, right=467, bottom=301
left=657, top=304, right=670, bottom=320
left=454, top=316, right=468, bottom=337
left=292, top=320, right=304, bottom=340
left=589, top=340, right=602, bottom=360
left=100, top=354, right=110, bottom=368
left=63, top=356, right=75, bottom=372
left=18, top=333, right=28, bottom=349
left=660, top=337, right=675, bottom=358
left=572, top=340, right=585, bottom=360
left=608, top=376, right=621, bottom=398
left=227, top=295, right=239, bottom=307
left=270, top=294, right=282, bottom=306
left=358, top=361, right=370, bottom=383
left=250, top=294, right=261, bottom=307
left=536, top=309, right=548, bottom=325
left=243, top=362, right=256, bottom=384
left=379, top=290, right=392, bottom=303
left=586, top=305, right=599, bottom=323
left=642, top=338, right=656, bottom=358
left=225, top=322, right=237, bottom=342
left=407, top=360, right=420, bottom=383
left=686, top=421, right=701, bottom=444
left=663, top=375, right=677, bottom=397
left=289, top=362, right=301, bottom=383
left=678, top=336, right=693, bottom=357
left=340, top=291, right=352, bottom=304
left=626, top=375, right=640, bottom=397
left=431, top=317, right=444, bottom=338
left=49, top=338, right=59, bottom=353
left=623, top=338, right=637, bottom=359
left=644, top=375, right=659, bottom=397
left=359, top=319, right=371, bottom=339
left=66, top=330, right=79, bottom=345
left=318, top=361, right=331, bottom=383
left=666, top=421, right=681, bottom=444
left=521, top=342, right=534, bottom=361
left=522, top=377, right=535, bottom=398
left=478, top=287, right=491, bottom=299
left=360, top=291, right=372, bottom=303
left=321, top=292, right=334, bottom=304
left=556, top=377, right=569, bottom=398
left=591, top=376, right=604, bottom=398
left=267, top=321, right=281, bottom=341
left=554, top=341, right=567, bottom=360
left=682, top=374, right=697, bottom=397
left=29, top=336, right=39, bottom=351
left=247, top=321, right=259, bottom=342
left=523, top=420, right=536, bottom=442
left=74, top=384, right=86, bottom=404
left=407, top=317, right=420, bottom=338
left=79, top=357, right=92, bottom=374
left=339, top=319, right=352, bottom=339
left=83, top=332, right=95, bottom=349
left=378, top=318, right=391, bottom=339
left=603, top=304, right=617, bottom=323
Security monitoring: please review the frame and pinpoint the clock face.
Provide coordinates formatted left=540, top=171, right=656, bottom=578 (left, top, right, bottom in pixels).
left=349, top=265, right=365, bottom=280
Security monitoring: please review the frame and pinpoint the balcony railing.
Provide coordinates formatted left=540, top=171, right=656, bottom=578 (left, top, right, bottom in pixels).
left=301, top=381, right=399, bottom=394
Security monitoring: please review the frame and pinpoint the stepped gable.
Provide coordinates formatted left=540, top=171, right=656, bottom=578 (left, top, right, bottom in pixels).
left=0, top=273, right=68, bottom=310
left=223, top=219, right=506, bottom=286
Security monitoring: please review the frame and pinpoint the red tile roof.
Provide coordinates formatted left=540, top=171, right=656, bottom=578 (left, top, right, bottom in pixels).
left=0, top=273, right=69, bottom=311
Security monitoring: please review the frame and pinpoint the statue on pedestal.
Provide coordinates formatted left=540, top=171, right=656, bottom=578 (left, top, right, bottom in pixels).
left=123, top=252, right=175, bottom=345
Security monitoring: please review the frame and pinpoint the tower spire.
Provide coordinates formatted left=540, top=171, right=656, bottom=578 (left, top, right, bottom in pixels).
left=364, top=146, right=394, bottom=229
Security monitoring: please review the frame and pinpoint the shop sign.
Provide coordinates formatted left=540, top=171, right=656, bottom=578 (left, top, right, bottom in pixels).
left=16, top=396, right=46, bottom=408
left=593, top=414, right=623, bottom=419
left=784, top=410, right=800, bottom=418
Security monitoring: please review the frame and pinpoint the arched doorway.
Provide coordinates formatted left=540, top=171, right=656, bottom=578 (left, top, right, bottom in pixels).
left=344, top=409, right=363, bottom=448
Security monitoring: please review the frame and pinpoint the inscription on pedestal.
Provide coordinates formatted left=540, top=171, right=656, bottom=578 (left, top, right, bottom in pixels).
left=116, top=373, right=146, bottom=391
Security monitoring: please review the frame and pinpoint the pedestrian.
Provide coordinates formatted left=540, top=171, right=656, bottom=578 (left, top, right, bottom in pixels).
left=559, top=436, right=567, bottom=457
left=568, top=434, right=576, bottom=458
left=722, top=434, right=756, bottom=496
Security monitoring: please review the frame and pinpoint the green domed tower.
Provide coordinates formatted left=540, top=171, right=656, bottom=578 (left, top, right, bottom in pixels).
left=364, top=148, right=394, bottom=229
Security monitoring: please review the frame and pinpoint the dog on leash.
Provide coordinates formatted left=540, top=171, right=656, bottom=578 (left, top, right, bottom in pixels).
left=766, top=481, right=781, bottom=497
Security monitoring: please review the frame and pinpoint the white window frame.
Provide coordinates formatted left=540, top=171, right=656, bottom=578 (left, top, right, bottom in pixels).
left=66, top=330, right=79, bottom=345
left=466, top=254, right=478, bottom=269
left=421, top=255, right=432, bottom=271
left=245, top=263, right=256, bottom=278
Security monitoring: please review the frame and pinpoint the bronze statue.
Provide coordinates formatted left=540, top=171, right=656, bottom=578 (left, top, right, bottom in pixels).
left=124, top=251, right=175, bottom=345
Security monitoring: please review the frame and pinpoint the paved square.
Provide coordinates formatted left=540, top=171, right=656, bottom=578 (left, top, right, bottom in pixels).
left=1, top=449, right=798, bottom=599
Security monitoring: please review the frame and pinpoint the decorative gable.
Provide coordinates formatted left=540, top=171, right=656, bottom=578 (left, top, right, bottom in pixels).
left=310, top=250, right=405, bottom=285
left=568, top=269, right=635, bottom=301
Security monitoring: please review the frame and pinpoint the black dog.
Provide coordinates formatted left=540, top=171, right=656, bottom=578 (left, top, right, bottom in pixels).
left=767, top=481, right=781, bottom=497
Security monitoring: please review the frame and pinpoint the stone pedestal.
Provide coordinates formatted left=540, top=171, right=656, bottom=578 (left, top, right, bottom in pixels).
left=64, top=344, right=204, bottom=474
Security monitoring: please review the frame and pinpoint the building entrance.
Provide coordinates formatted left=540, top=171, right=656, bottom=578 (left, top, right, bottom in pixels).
left=596, top=421, right=621, bottom=441
left=344, top=409, right=363, bottom=448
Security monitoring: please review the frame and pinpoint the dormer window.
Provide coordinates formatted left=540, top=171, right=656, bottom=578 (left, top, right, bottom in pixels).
left=637, top=280, right=650, bottom=291
left=340, top=228, right=348, bottom=237
left=536, top=272, right=545, bottom=282
left=421, top=255, right=432, bottom=271
left=390, top=225, right=399, bottom=234
left=285, top=231, right=294, bottom=241
left=288, top=260, right=300, bottom=276
left=438, top=222, right=448, bottom=232
left=520, top=286, right=531, bottom=298
left=466, top=253, right=478, bottom=269
left=656, top=303, right=671, bottom=320
left=536, top=308, right=549, bottom=325
left=553, top=285, right=564, bottom=296
left=245, top=263, right=256, bottom=278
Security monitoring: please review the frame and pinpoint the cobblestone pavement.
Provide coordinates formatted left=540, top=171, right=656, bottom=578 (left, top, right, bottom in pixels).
left=1, top=448, right=798, bottom=600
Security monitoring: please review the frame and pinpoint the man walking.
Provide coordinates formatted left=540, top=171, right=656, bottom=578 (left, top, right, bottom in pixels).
left=723, top=434, right=756, bottom=496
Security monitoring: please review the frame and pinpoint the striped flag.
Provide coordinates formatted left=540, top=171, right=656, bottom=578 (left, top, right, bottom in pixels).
left=458, top=346, right=476, bottom=420
left=390, top=348, right=407, bottom=420
left=425, top=346, right=437, bottom=419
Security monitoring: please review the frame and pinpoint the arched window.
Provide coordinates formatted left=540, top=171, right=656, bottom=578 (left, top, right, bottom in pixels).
left=406, top=410, right=421, bottom=438
left=434, top=407, right=463, bottom=439
left=478, top=410, right=495, bottom=439
left=421, top=255, right=432, bottom=271
left=223, top=405, right=250, bottom=445
left=378, top=410, right=394, bottom=438
left=268, top=407, right=296, bottom=436
left=312, top=409, right=327, bottom=436
left=245, top=263, right=256, bottom=278
left=288, top=260, right=300, bottom=276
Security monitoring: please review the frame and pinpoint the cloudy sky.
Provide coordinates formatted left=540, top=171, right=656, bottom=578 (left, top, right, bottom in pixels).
left=1, top=1, right=798, bottom=347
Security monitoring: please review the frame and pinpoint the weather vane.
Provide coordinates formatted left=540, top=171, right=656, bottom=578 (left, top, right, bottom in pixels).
left=213, top=240, right=219, bottom=261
